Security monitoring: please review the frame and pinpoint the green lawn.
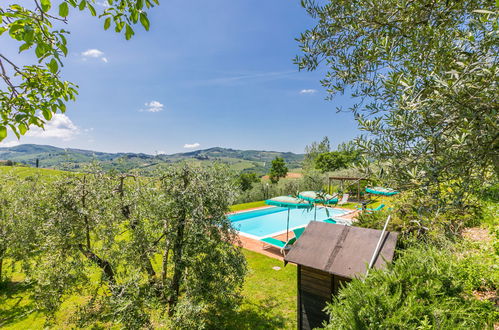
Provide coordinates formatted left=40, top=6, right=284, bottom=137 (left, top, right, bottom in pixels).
left=0, top=249, right=296, bottom=329
left=0, top=166, right=73, bottom=181
left=230, top=201, right=267, bottom=212
left=220, top=249, right=297, bottom=329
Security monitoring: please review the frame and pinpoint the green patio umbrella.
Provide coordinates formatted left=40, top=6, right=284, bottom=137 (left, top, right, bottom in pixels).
left=298, top=191, right=338, bottom=220
left=265, top=196, right=313, bottom=241
left=298, top=191, right=339, bottom=204
left=366, top=186, right=399, bottom=196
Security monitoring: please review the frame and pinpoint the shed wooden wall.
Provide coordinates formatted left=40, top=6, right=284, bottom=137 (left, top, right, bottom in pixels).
left=298, top=265, right=351, bottom=330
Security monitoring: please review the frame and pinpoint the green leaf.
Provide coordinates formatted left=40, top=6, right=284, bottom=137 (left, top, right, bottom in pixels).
left=35, top=44, right=46, bottom=58
left=131, top=11, right=139, bottom=23
left=18, top=123, right=28, bottom=135
left=78, top=0, right=86, bottom=11
left=58, top=43, right=68, bottom=56
left=41, top=0, right=51, bottom=12
left=87, top=3, right=96, bottom=16
left=48, top=58, right=59, bottom=74
left=42, top=108, right=53, bottom=121
left=57, top=100, right=67, bottom=112
left=115, top=21, right=124, bottom=33
left=140, top=13, right=150, bottom=31
left=0, top=126, right=6, bottom=141
left=23, top=27, right=34, bottom=43
left=59, top=2, right=69, bottom=17
left=19, top=43, right=31, bottom=52
left=9, top=24, right=24, bottom=37
left=104, top=17, right=111, bottom=30
left=125, top=24, right=134, bottom=40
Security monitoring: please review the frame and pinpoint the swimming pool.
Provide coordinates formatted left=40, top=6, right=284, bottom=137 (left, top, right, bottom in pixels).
left=229, top=206, right=350, bottom=239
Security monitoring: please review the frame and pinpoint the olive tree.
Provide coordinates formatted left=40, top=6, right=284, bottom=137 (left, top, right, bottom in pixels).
left=0, top=0, right=158, bottom=140
left=151, top=164, right=246, bottom=326
left=1, top=164, right=247, bottom=328
left=296, top=0, right=498, bottom=208
left=0, top=174, right=45, bottom=282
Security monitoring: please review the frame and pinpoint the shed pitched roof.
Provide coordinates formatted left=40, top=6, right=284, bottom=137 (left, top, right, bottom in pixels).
left=284, top=221, right=398, bottom=278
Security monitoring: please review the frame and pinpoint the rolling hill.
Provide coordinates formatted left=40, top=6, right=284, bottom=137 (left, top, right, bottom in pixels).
left=0, top=144, right=304, bottom=174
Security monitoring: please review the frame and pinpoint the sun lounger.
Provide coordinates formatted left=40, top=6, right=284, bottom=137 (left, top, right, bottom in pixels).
left=261, top=237, right=297, bottom=255
left=357, top=203, right=385, bottom=212
left=260, top=227, right=306, bottom=254
left=337, top=193, right=349, bottom=205
left=292, top=227, right=305, bottom=239
left=324, top=218, right=352, bottom=226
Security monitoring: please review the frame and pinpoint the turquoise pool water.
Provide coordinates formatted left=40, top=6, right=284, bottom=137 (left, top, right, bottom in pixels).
left=229, top=206, right=349, bottom=238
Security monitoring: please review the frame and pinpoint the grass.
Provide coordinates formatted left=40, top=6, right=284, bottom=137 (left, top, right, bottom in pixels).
left=0, top=249, right=296, bottom=329
left=221, top=249, right=296, bottom=329
left=0, top=166, right=70, bottom=179
left=230, top=201, right=267, bottom=212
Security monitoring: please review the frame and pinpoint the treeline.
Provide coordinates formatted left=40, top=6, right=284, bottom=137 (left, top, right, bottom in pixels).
left=0, top=164, right=246, bottom=328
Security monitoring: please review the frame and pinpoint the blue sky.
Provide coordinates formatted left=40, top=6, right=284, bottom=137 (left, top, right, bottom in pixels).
left=1, top=0, right=359, bottom=154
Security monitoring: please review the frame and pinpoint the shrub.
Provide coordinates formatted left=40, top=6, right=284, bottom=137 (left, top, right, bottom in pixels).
left=355, top=190, right=483, bottom=246
left=323, top=246, right=498, bottom=329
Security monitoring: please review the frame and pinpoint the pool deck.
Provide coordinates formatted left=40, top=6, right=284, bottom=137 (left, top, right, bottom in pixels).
left=235, top=207, right=360, bottom=261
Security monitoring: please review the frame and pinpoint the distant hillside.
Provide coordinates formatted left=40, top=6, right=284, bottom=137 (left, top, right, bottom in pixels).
left=0, top=144, right=304, bottom=174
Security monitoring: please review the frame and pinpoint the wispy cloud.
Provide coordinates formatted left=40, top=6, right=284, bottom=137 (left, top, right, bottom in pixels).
left=140, top=101, right=164, bottom=113
left=0, top=140, right=20, bottom=148
left=184, top=143, right=200, bottom=149
left=27, top=114, right=80, bottom=140
left=96, top=1, right=110, bottom=7
left=81, top=49, right=108, bottom=63
left=299, top=89, right=317, bottom=94
left=192, top=70, right=298, bottom=86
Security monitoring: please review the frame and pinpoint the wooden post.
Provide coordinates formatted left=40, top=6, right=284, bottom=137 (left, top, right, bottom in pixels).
left=357, top=180, right=360, bottom=201
left=297, top=265, right=301, bottom=330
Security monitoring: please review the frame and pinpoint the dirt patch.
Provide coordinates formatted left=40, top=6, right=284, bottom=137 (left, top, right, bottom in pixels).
left=473, top=290, right=498, bottom=304
left=262, top=172, right=303, bottom=180
left=461, top=227, right=491, bottom=242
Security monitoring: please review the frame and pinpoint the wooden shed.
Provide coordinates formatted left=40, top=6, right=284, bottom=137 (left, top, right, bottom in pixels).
left=284, top=221, right=398, bottom=330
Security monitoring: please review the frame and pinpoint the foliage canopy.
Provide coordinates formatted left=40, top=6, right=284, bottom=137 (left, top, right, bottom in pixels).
left=297, top=0, right=498, bottom=207
left=0, top=0, right=158, bottom=141
left=324, top=245, right=498, bottom=329
left=0, top=164, right=247, bottom=328
left=269, top=156, right=288, bottom=184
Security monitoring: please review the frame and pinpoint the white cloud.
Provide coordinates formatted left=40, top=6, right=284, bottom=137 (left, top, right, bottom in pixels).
left=299, top=89, right=317, bottom=94
left=140, top=101, right=164, bottom=113
left=27, top=114, right=80, bottom=140
left=96, top=1, right=110, bottom=7
left=81, top=49, right=108, bottom=63
left=156, top=150, right=167, bottom=155
left=183, top=143, right=200, bottom=149
left=0, top=140, right=20, bottom=147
